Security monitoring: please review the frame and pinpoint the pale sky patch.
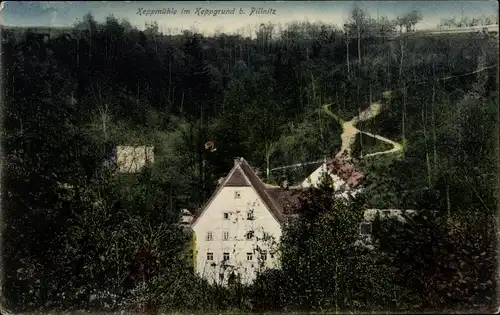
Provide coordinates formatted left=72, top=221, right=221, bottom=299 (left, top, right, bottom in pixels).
left=0, top=1, right=497, bottom=36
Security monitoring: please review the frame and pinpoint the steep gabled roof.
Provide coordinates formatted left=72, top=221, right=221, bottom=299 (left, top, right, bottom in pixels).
left=191, top=158, right=285, bottom=227
left=225, top=167, right=251, bottom=186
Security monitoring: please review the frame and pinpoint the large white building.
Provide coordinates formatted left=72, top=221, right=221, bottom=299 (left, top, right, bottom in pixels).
left=190, top=158, right=290, bottom=285
left=189, top=157, right=414, bottom=285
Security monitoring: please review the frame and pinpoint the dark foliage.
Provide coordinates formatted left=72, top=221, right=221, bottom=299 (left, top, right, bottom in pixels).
left=1, top=9, right=498, bottom=313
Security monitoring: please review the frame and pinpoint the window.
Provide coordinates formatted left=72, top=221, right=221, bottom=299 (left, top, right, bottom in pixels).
left=263, top=232, right=270, bottom=239
left=247, top=211, right=254, bottom=220
left=247, top=253, right=253, bottom=261
left=206, top=232, right=213, bottom=241
left=246, top=231, right=254, bottom=240
left=223, top=252, right=230, bottom=261
left=234, top=191, right=241, bottom=199
left=261, top=250, right=267, bottom=261
left=359, top=223, right=372, bottom=236
left=223, top=212, right=229, bottom=220
left=270, top=251, right=275, bottom=259
left=223, top=231, right=229, bottom=241
left=207, top=252, right=213, bottom=260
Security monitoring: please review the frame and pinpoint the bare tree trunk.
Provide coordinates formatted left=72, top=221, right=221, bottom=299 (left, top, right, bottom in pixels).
left=77, top=36, right=80, bottom=68
left=431, top=78, right=438, bottom=168
left=402, top=83, right=406, bottom=158
left=102, top=103, right=108, bottom=140
left=89, top=26, right=92, bottom=61
left=355, top=78, right=361, bottom=158
left=399, top=39, right=405, bottom=81
left=346, top=36, right=350, bottom=78
left=357, top=29, right=362, bottom=66
left=421, top=91, right=432, bottom=187
left=168, top=58, right=172, bottom=103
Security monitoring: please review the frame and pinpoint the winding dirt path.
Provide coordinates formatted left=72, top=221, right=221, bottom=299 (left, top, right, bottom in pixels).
left=269, top=65, right=497, bottom=173
left=323, top=93, right=403, bottom=160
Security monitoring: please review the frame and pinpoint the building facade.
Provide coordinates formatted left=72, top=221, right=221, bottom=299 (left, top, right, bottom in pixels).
left=191, top=158, right=285, bottom=285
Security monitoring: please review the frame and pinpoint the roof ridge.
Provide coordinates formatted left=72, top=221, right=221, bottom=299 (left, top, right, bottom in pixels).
left=238, top=158, right=285, bottom=223
left=191, top=157, right=285, bottom=227
left=191, top=161, right=241, bottom=227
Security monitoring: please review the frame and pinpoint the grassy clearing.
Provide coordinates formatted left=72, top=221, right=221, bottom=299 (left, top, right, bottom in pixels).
left=352, top=132, right=394, bottom=157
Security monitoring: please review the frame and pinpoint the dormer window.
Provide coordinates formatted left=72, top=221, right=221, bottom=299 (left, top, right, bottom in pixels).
left=234, top=191, right=241, bottom=199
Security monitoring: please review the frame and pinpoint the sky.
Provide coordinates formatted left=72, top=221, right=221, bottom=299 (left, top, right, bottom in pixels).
left=0, top=1, right=498, bottom=36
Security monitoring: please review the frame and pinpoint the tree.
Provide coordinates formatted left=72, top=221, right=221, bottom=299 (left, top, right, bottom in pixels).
left=1, top=35, right=108, bottom=311
left=372, top=210, right=497, bottom=312
left=2, top=10, right=498, bottom=313
left=60, top=164, right=193, bottom=311
left=395, top=16, right=407, bottom=34
left=343, top=23, right=353, bottom=78
left=346, top=6, right=368, bottom=66
left=278, top=176, right=394, bottom=311
left=407, top=10, right=423, bottom=32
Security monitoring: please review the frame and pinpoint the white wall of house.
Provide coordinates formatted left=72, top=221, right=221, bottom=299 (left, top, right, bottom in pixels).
left=116, top=146, right=154, bottom=173
left=301, top=162, right=363, bottom=199
left=192, top=186, right=282, bottom=286
left=301, top=163, right=345, bottom=188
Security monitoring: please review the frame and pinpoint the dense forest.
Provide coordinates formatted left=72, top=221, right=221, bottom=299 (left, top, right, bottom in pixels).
left=1, top=7, right=498, bottom=314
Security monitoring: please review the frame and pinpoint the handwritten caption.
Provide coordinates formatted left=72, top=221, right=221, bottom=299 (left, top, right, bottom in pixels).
left=137, top=7, right=277, bottom=17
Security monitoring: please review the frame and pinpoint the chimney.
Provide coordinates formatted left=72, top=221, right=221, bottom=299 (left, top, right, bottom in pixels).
left=234, top=157, right=240, bottom=166
left=218, top=177, right=225, bottom=185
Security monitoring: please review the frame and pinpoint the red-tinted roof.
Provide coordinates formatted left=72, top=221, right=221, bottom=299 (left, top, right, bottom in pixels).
left=191, top=157, right=363, bottom=227
left=326, top=158, right=363, bottom=187
left=264, top=188, right=301, bottom=216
